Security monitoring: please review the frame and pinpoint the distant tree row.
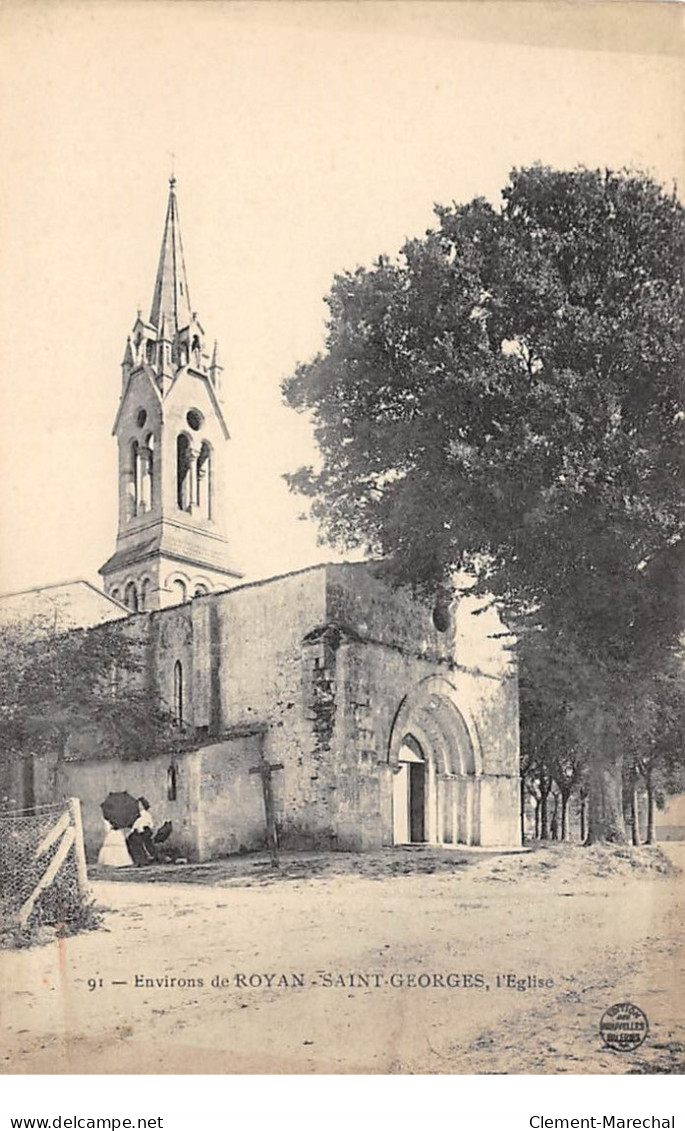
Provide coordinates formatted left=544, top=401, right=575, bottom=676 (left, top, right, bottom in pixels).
left=519, top=633, right=685, bottom=844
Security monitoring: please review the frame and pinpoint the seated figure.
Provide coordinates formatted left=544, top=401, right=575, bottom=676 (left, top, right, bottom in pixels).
left=126, top=796, right=156, bottom=866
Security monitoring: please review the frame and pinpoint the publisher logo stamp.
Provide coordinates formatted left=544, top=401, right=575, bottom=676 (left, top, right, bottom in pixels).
left=599, top=1002, right=649, bottom=1051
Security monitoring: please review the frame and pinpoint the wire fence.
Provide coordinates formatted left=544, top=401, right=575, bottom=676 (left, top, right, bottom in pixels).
left=0, top=798, right=89, bottom=929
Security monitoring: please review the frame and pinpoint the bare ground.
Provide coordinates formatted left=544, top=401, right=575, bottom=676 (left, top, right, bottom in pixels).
left=1, top=843, right=683, bottom=1075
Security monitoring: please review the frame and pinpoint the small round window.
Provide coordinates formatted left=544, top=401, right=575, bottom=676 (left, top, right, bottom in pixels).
left=137, top=408, right=147, bottom=428
left=186, top=409, right=203, bottom=431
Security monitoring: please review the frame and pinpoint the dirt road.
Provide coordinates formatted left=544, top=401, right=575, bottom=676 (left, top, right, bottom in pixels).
left=1, top=845, right=683, bottom=1074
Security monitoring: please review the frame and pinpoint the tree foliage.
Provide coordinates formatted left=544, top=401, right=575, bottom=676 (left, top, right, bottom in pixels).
left=284, top=166, right=685, bottom=840
left=0, top=614, right=174, bottom=764
left=518, top=628, right=685, bottom=843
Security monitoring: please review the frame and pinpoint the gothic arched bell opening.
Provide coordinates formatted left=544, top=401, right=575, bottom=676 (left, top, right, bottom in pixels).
left=177, top=434, right=193, bottom=511
left=197, top=441, right=212, bottom=520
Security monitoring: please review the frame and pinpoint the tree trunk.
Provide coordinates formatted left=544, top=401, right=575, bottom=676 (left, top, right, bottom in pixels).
left=21, top=755, right=35, bottom=813
left=585, top=717, right=627, bottom=844
left=630, top=781, right=640, bottom=847
left=540, top=788, right=549, bottom=840
left=560, top=792, right=569, bottom=841
left=550, top=792, right=559, bottom=841
left=579, top=793, right=586, bottom=843
left=645, top=769, right=655, bottom=846
left=520, top=779, right=526, bottom=844
left=534, top=800, right=540, bottom=840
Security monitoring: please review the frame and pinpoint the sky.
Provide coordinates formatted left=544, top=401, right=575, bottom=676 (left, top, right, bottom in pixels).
left=0, top=0, right=681, bottom=594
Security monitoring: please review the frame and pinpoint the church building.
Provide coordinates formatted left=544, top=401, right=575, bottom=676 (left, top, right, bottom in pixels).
left=2, top=180, right=522, bottom=861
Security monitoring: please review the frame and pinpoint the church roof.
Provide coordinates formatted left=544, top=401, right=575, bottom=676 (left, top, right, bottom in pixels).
left=149, top=176, right=192, bottom=335
left=0, top=579, right=129, bottom=635
left=99, top=539, right=159, bottom=576
left=99, top=537, right=242, bottom=580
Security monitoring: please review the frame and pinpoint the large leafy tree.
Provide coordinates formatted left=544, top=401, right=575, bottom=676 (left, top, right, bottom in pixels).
left=284, top=166, right=684, bottom=842
left=0, top=614, right=174, bottom=783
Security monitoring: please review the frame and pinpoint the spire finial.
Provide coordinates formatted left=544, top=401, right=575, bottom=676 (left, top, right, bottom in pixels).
left=168, top=151, right=176, bottom=190
left=150, top=165, right=191, bottom=334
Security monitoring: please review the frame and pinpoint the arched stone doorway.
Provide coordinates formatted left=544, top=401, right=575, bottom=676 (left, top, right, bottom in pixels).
left=393, top=735, right=427, bottom=844
left=387, top=676, right=482, bottom=847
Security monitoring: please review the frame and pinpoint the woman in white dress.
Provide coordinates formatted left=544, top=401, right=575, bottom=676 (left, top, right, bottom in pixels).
left=97, top=819, right=133, bottom=867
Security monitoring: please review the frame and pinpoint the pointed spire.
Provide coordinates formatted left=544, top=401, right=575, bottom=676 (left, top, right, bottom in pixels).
left=209, top=339, right=223, bottom=392
left=121, top=336, right=135, bottom=388
left=158, top=314, right=173, bottom=381
left=149, top=176, right=192, bottom=336
left=122, top=336, right=134, bottom=369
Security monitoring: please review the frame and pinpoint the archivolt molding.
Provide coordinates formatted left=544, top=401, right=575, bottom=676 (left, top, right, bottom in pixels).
left=387, top=675, right=482, bottom=777
left=165, top=570, right=192, bottom=589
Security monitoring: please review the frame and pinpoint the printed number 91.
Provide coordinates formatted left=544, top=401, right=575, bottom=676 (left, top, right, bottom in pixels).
left=88, top=977, right=104, bottom=991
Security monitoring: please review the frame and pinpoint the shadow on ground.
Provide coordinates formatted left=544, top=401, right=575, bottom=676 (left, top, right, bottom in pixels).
left=88, top=841, right=677, bottom=889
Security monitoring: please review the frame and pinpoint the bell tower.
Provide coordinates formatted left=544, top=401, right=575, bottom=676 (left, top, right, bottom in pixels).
left=99, top=177, right=242, bottom=611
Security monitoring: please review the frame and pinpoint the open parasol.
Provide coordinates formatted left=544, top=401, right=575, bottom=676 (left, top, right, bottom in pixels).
left=101, top=791, right=140, bottom=830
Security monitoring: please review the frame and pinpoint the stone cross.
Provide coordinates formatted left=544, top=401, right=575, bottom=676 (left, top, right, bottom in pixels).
left=249, top=757, right=284, bottom=868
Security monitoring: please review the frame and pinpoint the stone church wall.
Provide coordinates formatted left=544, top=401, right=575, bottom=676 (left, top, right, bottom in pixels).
left=56, top=749, right=202, bottom=863
left=328, top=639, right=437, bottom=849
left=55, top=730, right=278, bottom=864
left=149, top=567, right=341, bottom=852
left=20, top=562, right=520, bottom=860
left=325, top=562, right=452, bottom=658
left=319, top=565, right=521, bottom=849
left=209, top=568, right=337, bottom=849
left=196, top=732, right=268, bottom=858
left=328, top=636, right=520, bottom=849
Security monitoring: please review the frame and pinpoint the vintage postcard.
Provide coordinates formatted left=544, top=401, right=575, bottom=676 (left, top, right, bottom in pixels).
left=0, top=0, right=683, bottom=1079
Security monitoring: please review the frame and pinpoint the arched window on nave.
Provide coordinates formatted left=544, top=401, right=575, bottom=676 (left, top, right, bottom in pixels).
left=173, top=661, right=183, bottom=726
